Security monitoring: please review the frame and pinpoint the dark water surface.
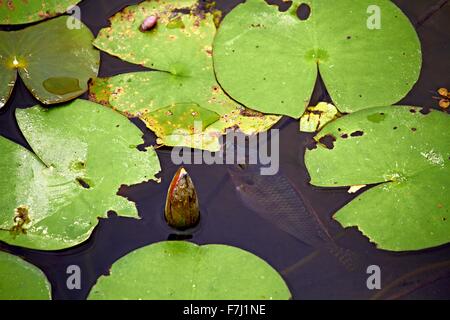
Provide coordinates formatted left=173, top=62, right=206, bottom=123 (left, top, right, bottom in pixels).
left=0, top=0, right=449, bottom=300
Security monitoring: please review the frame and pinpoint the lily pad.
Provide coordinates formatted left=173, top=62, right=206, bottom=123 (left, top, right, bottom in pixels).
left=0, top=16, right=99, bottom=109
left=88, top=241, right=291, bottom=300
left=91, top=0, right=280, bottom=151
left=143, top=103, right=221, bottom=137
left=0, top=99, right=160, bottom=250
left=0, top=251, right=51, bottom=300
left=214, top=0, right=422, bottom=117
left=305, top=106, right=450, bottom=251
left=300, top=102, right=340, bottom=132
left=0, top=0, right=80, bottom=25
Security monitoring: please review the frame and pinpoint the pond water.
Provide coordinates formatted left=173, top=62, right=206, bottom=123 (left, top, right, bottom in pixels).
left=0, top=0, right=449, bottom=300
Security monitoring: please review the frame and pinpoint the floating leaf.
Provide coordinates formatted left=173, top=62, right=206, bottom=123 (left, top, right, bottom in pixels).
left=142, top=103, right=220, bottom=142
left=305, top=106, right=450, bottom=251
left=214, top=0, right=422, bottom=117
left=88, top=241, right=291, bottom=300
left=91, top=0, right=280, bottom=151
left=0, top=99, right=161, bottom=250
left=0, top=251, right=51, bottom=300
left=0, top=54, right=16, bottom=109
left=0, top=0, right=80, bottom=25
left=0, top=16, right=99, bottom=108
left=300, top=102, right=340, bottom=133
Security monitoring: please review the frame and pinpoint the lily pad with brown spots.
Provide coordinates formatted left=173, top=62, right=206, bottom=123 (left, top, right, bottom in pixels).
left=305, top=106, right=450, bottom=251
left=91, top=0, right=280, bottom=151
left=0, top=0, right=81, bottom=25
left=300, top=102, right=340, bottom=133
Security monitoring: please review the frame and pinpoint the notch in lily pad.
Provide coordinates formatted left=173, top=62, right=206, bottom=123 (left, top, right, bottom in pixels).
left=0, top=99, right=161, bottom=250
left=305, top=106, right=450, bottom=251
left=214, top=0, right=422, bottom=117
left=90, top=0, right=281, bottom=151
left=0, top=16, right=99, bottom=109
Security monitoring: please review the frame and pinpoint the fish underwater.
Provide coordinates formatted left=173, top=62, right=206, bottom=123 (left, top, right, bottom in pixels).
left=228, top=163, right=359, bottom=272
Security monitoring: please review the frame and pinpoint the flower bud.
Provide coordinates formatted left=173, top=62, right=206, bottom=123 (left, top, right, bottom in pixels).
left=165, top=167, right=200, bottom=230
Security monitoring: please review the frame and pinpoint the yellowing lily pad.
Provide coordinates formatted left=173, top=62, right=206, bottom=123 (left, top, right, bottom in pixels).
left=88, top=241, right=291, bottom=300
left=300, top=102, right=340, bottom=133
left=305, top=106, right=450, bottom=251
left=0, top=99, right=161, bottom=250
left=0, top=251, right=51, bottom=300
left=141, top=103, right=223, bottom=149
left=90, top=0, right=280, bottom=151
left=0, top=0, right=80, bottom=25
left=143, top=103, right=221, bottom=138
left=0, top=16, right=99, bottom=109
left=214, top=0, right=422, bottom=117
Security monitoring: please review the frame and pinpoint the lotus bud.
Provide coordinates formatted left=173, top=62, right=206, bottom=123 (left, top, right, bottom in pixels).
left=165, top=167, right=200, bottom=230
left=139, top=15, right=158, bottom=32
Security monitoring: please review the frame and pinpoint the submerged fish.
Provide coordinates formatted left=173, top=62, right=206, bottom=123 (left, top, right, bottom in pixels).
left=228, top=164, right=358, bottom=271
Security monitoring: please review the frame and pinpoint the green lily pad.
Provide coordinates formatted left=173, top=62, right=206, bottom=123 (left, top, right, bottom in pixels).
left=91, top=0, right=280, bottom=151
left=0, top=251, right=51, bottom=300
left=0, top=0, right=80, bottom=25
left=0, top=16, right=99, bottom=109
left=214, top=0, right=422, bottom=117
left=305, top=106, right=450, bottom=251
left=0, top=99, right=161, bottom=250
left=88, top=241, right=291, bottom=300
